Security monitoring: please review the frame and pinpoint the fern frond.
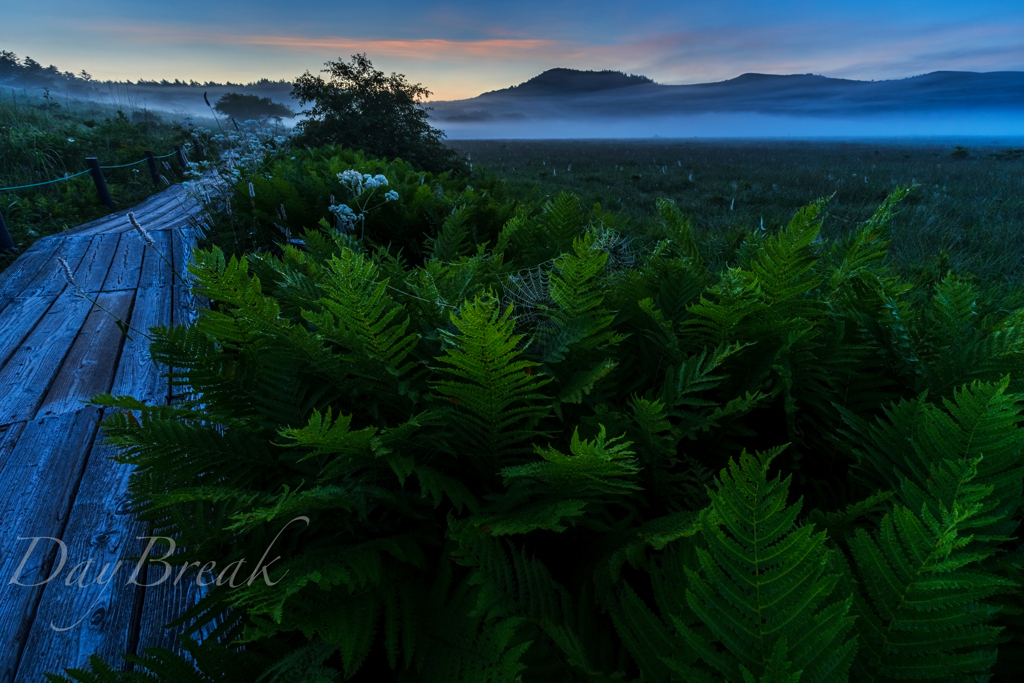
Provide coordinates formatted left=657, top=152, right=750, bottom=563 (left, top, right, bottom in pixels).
left=656, top=198, right=703, bottom=269
left=845, top=456, right=1016, bottom=682
left=433, top=294, right=551, bottom=457
left=664, top=446, right=857, bottom=683
left=302, top=247, right=419, bottom=378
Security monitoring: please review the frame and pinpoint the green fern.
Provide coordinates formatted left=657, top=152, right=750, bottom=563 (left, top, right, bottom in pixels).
left=433, top=293, right=551, bottom=458
left=844, top=456, right=1017, bottom=682
left=663, top=446, right=856, bottom=683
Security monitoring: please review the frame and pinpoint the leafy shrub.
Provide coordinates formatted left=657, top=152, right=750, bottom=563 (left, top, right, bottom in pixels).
left=214, top=93, right=295, bottom=123
left=59, top=181, right=1024, bottom=682
left=205, top=145, right=524, bottom=265
left=290, top=54, right=466, bottom=174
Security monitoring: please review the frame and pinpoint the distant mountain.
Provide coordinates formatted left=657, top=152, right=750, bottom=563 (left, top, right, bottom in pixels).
left=478, top=68, right=655, bottom=97
left=428, top=69, right=1024, bottom=122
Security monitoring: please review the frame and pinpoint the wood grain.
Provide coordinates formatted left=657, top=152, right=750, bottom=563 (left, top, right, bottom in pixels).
left=13, top=436, right=148, bottom=681
left=76, top=234, right=120, bottom=294
left=100, top=234, right=145, bottom=292
left=37, top=290, right=135, bottom=419
left=108, top=287, right=172, bottom=406
left=0, top=290, right=97, bottom=424
left=138, top=230, right=174, bottom=291
left=19, top=236, right=91, bottom=299
left=0, top=243, right=58, bottom=301
left=0, top=408, right=100, bottom=683
left=0, top=295, right=59, bottom=382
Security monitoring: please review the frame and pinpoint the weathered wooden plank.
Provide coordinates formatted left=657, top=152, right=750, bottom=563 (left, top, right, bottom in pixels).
left=19, top=236, right=92, bottom=299
left=171, top=228, right=207, bottom=329
left=0, top=408, right=100, bottom=683
left=0, top=295, right=57, bottom=380
left=37, top=291, right=135, bottom=419
left=108, top=287, right=172, bottom=407
left=106, top=197, right=202, bottom=237
left=94, top=190, right=190, bottom=235
left=0, top=290, right=96, bottom=425
left=0, top=421, right=27, bottom=472
left=100, top=234, right=144, bottom=292
left=62, top=187, right=182, bottom=237
left=13, top=436, right=148, bottom=681
left=138, top=230, right=174, bottom=291
left=135, top=563, right=208, bottom=661
left=0, top=240, right=61, bottom=301
left=76, top=234, right=121, bottom=294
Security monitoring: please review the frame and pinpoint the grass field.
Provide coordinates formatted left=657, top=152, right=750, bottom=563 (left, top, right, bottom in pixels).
left=0, top=89, right=197, bottom=273
left=446, top=138, right=1024, bottom=287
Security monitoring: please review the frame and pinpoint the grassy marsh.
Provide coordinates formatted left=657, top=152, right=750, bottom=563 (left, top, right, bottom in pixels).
left=0, top=90, right=199, bottom=272
left=447, top=138, right=1024, bottom=287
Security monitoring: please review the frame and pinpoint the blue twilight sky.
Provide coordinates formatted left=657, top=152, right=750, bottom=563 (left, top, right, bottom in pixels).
left=3, top=1, right=1023, bottom=100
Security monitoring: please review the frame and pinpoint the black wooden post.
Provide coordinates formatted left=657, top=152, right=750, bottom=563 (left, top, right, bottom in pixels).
left=144, top=151, right=160, bottom=186
left=174, top=145, right=189, bottom=173
left=0, top=206, right=16, bottom=254
left=85, top=158, right=115, bottom=210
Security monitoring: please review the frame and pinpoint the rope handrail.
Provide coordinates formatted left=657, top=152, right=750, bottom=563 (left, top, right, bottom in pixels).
left=0, top=169, right=93, bottom=193
left=99, top=158, right=148, bottom=170
left=0, top=149, right=183, bottom=193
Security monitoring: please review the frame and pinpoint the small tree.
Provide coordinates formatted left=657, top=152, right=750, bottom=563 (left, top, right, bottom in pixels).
left=291, top=53, right=465, bottom=173
left=213, top=93, right=295, bottom=122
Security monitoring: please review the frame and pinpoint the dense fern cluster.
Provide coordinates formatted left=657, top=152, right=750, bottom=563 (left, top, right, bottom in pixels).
left=207, top=145, right=514, bottom=263
left=58, top=165, right=1024, bottom=682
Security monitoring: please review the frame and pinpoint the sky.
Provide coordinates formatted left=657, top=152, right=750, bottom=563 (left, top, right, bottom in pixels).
left=3, top=1, right=1023, bottom=101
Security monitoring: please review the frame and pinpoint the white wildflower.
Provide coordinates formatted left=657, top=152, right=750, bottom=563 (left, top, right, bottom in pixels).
left=248, top=182, right=255, bottom=198
left=129, top=212, right=157, bottom=249
left=67, top=138, right=75, bottom=143
left=329, top=203, right=359, bottom=232
left=385, top=190, right=399, bottom=202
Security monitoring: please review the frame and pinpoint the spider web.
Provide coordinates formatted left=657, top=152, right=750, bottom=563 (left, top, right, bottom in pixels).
left=503, top=265, right=553, bottom=326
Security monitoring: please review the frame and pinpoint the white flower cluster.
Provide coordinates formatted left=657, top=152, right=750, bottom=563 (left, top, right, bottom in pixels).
left=328, top=203, right=359, bottom=233
left=385, top=190, right=399, bottom=202
left=336, top=170, right=390, bottom=195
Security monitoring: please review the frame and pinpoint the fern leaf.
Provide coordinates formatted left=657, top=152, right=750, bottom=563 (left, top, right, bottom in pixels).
left=663, top=446, right=857, bottom=683
left=433, top=294, right=551, bottom=458
left=845, top=457, right=1016, bottom=682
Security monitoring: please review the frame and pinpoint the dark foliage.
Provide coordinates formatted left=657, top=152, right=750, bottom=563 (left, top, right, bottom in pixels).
left=214, top=93, right=296, bottom=122
left=290, top=54, right=466, bottom=174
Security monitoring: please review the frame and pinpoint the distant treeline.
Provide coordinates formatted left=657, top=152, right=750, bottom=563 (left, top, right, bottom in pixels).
left=0, top=49, right=292, bottom=89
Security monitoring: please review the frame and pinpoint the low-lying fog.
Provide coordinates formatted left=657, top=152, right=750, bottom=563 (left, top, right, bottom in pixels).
left=4, top=68, right=1022, bottom=142
left=432, top=111, right=1024, bottom=141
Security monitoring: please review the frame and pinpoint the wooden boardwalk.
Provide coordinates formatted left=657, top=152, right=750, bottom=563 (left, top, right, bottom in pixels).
left=0, top=184, right=209, bottom=682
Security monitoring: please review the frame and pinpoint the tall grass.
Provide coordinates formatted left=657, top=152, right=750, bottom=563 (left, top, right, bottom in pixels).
left=0, top=88, right=196, bottom=273
left=447, top=138, right=1024, bottom=288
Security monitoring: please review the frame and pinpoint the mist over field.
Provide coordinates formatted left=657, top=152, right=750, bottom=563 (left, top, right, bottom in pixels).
left=3, top=65, right=1023, bottom=141
left=433, top=110, right=1024, bottom=141
left=428, top=69, right=1024, bottom=140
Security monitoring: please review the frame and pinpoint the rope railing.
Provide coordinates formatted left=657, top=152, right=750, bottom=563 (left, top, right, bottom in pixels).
left=0, top=169, right=93, bottom=193
left=0, top=146, right=192, bottom=254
